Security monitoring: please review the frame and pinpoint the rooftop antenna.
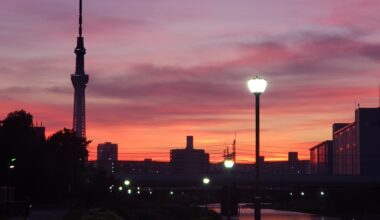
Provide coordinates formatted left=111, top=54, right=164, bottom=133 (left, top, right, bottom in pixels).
left=232, top=131, right=236, bottom=162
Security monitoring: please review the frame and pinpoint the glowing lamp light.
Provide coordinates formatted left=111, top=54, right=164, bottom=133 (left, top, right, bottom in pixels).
left=118, top=186, right=123, bottom=191
left=320, top=191, right=325, bottom=196
left=127, top=189, right=132, bottom=194
left=203, top=177, right=210, bottom=185
left=247, top=76, right=267, bottom=95
left=224, top=159, right=234, bottom=169
left=124, top=180, right=131, bottom=186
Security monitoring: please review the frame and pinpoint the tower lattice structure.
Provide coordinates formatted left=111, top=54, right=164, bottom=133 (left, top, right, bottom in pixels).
left=71, top=0, right=89, bottom=138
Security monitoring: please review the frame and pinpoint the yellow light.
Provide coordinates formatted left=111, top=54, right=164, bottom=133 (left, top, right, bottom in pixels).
left=224, top=159, right=234, bottom=169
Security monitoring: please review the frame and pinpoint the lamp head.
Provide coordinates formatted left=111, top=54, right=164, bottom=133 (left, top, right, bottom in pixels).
left=224, top=159, right=234, bottom=169
left=247, top=76, right=267, bottom=95
left=203, top=177, right=210, bottom=185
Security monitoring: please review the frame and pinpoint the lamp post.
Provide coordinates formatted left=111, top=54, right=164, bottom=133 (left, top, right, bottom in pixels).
left=202, top=177, right=210, bottom=208
left=247, top=75, right=267, bottom=220
left=224, top=159, right=234, bottom=220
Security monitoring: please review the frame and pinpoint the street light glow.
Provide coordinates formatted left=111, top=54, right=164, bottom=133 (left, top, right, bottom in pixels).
left=124, top=179, right=131, bottom=186
left=224, top=159, right=234, bottom=169
left=247, top=76, right=267, bottom=94
left=203, top=177, right=210, bottom=185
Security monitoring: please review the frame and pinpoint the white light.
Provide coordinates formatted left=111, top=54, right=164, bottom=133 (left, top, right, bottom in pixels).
left=301, top=192, right=305, bottom=196
left=224, top=159, right=234, bottom=169
left=137, top=191, right=140, bottom=194
left=118, top=186, right=123, bottom=191
left=289, top=192, right=293, bottom=196
left=203, top=177, right=210, bottom=185
left=124, top=180, right=131, bottom=186
left=247, top=76, right=267, bottom=94
left=170, top=191, right=174, bottom=195
left=137, top=187, right=140, bottom=190
left=149, top=191, right=153, bottom=195
left=128, top=189, right=132, bottom=194
left=9, top=165, right=15, bottom=169
left=320, top=191, right=325, bottom=196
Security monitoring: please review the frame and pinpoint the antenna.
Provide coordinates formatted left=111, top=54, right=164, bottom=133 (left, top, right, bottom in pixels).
left=232, top=131, right=236, bottom=162
left=79, top=0, right=83, bottom=37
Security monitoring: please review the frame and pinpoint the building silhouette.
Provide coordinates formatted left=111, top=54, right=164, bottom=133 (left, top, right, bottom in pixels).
left=71, top=0, right=89, bottom=138
left=117, top=159, right=171, bottom=175
left=97, top=142, right=118, bottom=174
left=170, top=136, right=210, bottom=174
left=310, top=140, right=333, bottom=175
left=310, top=107, right=380, bottom=176
left=333, top=108, right=380, bottom=175
left=260, top=152, right=310, bottom=175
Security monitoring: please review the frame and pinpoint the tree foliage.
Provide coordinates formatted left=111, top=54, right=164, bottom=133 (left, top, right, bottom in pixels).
left=0, top=110, right=93, bottom=201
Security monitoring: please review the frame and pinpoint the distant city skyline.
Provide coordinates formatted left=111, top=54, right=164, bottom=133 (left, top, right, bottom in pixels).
left=0, top=0, right=379, bottom=162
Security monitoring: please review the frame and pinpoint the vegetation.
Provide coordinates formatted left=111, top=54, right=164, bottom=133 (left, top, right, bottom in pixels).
left=0, top=110, right=110, bottom=202
left=0, top=110, right=220, bottom=220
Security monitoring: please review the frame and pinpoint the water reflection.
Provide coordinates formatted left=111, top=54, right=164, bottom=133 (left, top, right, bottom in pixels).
left=212, top=206, right=340, bottom=220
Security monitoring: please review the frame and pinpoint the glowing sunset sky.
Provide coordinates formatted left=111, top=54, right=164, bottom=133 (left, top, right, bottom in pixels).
left=0, top=0, right=379, bottom=162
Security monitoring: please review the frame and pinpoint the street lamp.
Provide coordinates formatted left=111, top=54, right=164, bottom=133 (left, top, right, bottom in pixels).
left=223, top=158, right=235, bottom=220
left=247, top=75, right=267, bottom=220
left=224, top=159, right=235, bottom=169
left=124, top=179, right=131, bottom=186
left=203, top=177, right=210, bottom=185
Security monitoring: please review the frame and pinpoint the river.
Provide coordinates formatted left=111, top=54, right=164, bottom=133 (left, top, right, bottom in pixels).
left=209, top=205, right=339, bottom=220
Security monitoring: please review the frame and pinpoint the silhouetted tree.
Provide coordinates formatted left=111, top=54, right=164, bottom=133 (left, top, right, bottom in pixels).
left=0, top=110, right=115, bottom=203
left=45, top=128, right=89, bottom=197
left=0, top=110, right=44, bottom=198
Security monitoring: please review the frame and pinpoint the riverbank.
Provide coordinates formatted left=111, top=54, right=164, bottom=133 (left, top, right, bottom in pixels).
left=267, top=200, right=380, bottom=220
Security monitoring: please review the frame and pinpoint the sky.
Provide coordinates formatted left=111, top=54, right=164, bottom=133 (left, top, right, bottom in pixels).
left=0, top=0, right=379, bottom=162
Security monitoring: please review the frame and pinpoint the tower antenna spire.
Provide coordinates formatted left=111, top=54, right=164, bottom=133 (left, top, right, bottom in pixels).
left=79, top=0, right=83, bottom=37
left=71, top=0, right=89, bottom=138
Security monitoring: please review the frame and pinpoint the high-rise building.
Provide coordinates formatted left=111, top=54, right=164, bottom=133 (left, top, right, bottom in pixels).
left=97, top=142, right=118, bottom=174
left=170, top=136, right=210, bottom=174
left=71, top=0, right=89, bottom=138
left=333, top=108, right=380, bottom=176
left=97, top=142, right=118, bottom=161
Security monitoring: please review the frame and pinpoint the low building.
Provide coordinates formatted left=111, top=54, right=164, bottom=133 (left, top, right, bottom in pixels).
left=117, top=159, right=171, bottom=175
left=170, top=136, right=210, bottom=174
left=310, top=140, right=333, bottom=175
left=261, top=152, right=310, bottom=175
